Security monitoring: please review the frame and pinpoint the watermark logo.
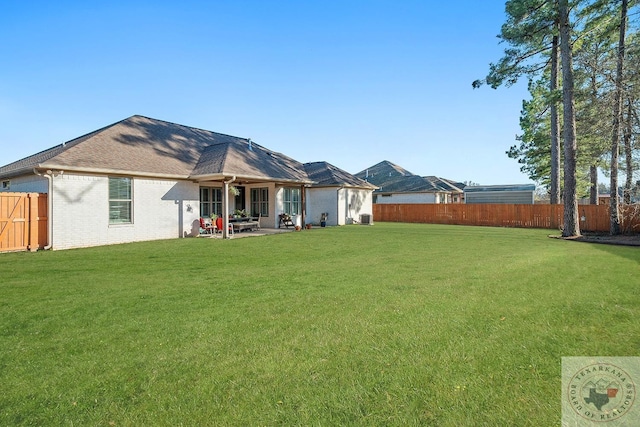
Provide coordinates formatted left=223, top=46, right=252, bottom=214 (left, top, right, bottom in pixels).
left=563, top=357, right=639, bottom=425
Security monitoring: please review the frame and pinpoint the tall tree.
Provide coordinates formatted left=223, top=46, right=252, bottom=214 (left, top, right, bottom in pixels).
left=550, top=30, right=562, bottom=204
left=623, top=98, right=634, bottom=203
left=559, top=0, right=581, bottom=236
left=479, top=0, right=639, bottom=232
left=507, top=78, right=554, bottom=186
left=473, top=0, right=561, bottom=200
left=621, top=31, right=639, bottom=203
left=609, top=0, right=628, bottom=235
left=573, top=30, right=616, bottom=204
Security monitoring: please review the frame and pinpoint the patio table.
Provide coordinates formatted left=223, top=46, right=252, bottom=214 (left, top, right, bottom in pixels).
left=230, top=217, right=260, bottom=232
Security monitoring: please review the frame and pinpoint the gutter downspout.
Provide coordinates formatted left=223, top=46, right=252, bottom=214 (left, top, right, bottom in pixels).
left=222, top=176, right=236, bottom=239
left=337, top=186, right=345, bottom=226
left=301, top=184, right=305, bottom=228
left=33, top=168, right=54, bottom=250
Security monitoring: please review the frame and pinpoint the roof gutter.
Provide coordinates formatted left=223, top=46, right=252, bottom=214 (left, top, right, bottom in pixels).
left=190, top=172, right=315, bottom=185
left=338, top=186, right=345, bottom=226
left=37, top=164, right=191, bottom=180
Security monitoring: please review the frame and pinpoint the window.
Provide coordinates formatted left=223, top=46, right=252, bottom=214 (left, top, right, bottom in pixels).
left=109, top=177, right=132, bottom=224
left=200, top=187, right=222, bottom=217
left=1, top=180, right=9, bottom=190
left=250, top=187, right=269, bottom=217
left=282, top=187, right=301, bottom=215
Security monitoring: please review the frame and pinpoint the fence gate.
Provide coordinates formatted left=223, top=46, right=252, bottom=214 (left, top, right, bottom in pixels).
left=0, top=192, right=48, bottom=252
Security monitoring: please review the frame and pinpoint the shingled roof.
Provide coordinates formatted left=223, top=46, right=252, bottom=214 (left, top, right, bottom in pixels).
left=424, top=176, right=465, bottom=192
left=303, top=161, right=377, bottom=189
left=355, top=160, right=464, bottom=193
left=355, top=160, right=414, bottom=184
left=0, top=115, right=312, bottom=183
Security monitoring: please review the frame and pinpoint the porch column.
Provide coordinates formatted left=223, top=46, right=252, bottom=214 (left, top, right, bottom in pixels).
left=222, top=177, right=236, bottom=239
left=222, top=181, right=229, bottom=239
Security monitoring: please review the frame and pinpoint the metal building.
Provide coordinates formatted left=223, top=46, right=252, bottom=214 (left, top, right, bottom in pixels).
left=464, top=184, right=535, bottom=204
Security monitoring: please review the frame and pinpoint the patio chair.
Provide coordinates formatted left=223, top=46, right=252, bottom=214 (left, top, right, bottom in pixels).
left=250, top=213, right=261, bottom=231
left=279, top=213, right=294, bottom=228
left=199, top=217, right=216, bottom=235
left=215, top=217, right=234, bottom=237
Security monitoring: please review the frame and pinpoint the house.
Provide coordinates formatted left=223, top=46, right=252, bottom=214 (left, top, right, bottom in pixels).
left=464, top=184, right=535, bottom=204
left=0, top=115, right=374, bottom=249
left=354, top=160, right=465, bottom=204
left=589, top=184, right=640, bottom=206
left=303, top=161, right=377, bottom=225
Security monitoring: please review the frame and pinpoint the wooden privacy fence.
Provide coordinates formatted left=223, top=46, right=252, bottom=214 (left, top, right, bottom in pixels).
left=373, top=203, right=640, bottom=233
left=0, top=193, right=48, bottom=252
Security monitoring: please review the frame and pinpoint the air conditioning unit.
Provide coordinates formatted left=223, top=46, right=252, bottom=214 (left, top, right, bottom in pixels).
left=359, top=214, right=373, bottom=225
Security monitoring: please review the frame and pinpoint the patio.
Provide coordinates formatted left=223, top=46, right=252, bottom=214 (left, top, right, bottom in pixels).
left=199, top=227, right=296, bottom=239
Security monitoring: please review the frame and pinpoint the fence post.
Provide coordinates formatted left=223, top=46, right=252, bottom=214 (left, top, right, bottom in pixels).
left=28, top=193, right=39, bottom=252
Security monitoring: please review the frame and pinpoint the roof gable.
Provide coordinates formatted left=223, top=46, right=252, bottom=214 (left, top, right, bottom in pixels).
left=354, top=160, right=414, bottom=185
left=192, top=138, right=310, bottom=182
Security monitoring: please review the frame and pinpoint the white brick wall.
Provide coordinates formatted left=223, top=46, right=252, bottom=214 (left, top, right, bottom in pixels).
left=306, top=188, right=337, bottom=225
left=4, top=171, right=375, bottom=248
left=343, top=188, right=373, bottom=225
left=307, top=187, right=373, bottom=226
left=52, top=173, right=200, bottom=250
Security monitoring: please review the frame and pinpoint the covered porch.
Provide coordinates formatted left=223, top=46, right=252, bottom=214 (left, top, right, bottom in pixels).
left=195, top=175, right=311, bottom=239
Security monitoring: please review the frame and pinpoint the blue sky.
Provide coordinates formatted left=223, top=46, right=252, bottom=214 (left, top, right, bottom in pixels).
left=0, top=1, right=533, bottom=185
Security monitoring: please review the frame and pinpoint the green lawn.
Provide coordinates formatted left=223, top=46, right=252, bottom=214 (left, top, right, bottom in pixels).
left=1, top=223, right=638, bottom=426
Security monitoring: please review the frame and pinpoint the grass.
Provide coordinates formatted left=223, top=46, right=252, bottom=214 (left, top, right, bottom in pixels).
left=1, top=223, right=638, bottom=426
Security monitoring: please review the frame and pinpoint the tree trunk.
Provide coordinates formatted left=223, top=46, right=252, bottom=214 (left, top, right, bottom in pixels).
left=623, top=98, right=633, bottom=205
left=589, top=165, right=598, bottom=205
left=550, top=32, right=561, bottom=205
left=609, top=0, right=627, bottom=235
left=559, top=0, right=580, bottom=237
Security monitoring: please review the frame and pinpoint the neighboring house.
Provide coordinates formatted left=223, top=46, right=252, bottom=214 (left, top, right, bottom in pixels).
left=303, top=161, right=377, bottom=226
left=464, top=184, right=535, bottom=204
left=590, top=183, right=640, bottom=205
left=0, top=115, right=373, bottom=249
left=355, top=160, right=465, bottom=204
